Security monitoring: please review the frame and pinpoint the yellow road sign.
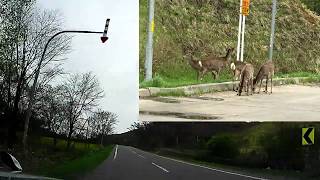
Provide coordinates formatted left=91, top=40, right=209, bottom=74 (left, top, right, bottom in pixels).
left=242, top=0, right=250, bottom=16
left=302, top=127, right=314, bottom=145
left=150, top=19, right=155, bottom=32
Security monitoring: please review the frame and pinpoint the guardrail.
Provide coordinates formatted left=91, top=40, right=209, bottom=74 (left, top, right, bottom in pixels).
left=0, top=171, right=61, bottom=180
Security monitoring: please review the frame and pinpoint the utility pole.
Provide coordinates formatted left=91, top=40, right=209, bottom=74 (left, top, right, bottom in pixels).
left=237, top=0, right=250, bottom=62
left=268, top=0, right=277, bottom=61
left=240, top=15, right=246, bottom=62
left=236, top=0, right=243, bottom=61
left=144, top=0, right=155, bottom=81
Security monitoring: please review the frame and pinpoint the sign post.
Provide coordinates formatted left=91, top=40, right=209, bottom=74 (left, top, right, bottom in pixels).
left=236, top=0, right=243, bottom=62
left=237, top=0, right=250, bottom=62
left=302, top=127, right=316, bottom=172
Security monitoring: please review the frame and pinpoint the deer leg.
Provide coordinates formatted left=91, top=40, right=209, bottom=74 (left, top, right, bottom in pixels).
left=250, top=78, right=253, bottom=95
left=233, top=76, right=239, bottom=92
left=216, top=70, right=220, bottom=79
left=244, top=82, right=247, bottom=92
left=258, top=79, right=262, bottom=94
left=265, top=77, right=269, bottom=93
left=211, top=71, right=216, bottom=80
left=233, top=77, right=235, bottom=91
left=270, top=76, right=273, bottom=94
left=246, top=81, right=249, bottom=96
left=238, top=80, right=242, bottom=96
left=200, top=69, right=207, bottom=81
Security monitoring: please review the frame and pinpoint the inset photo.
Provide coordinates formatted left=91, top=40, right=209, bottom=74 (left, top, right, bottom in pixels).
left=0, top=0, right=138, bottom=179
left=139, top=0, right=320, bottom=122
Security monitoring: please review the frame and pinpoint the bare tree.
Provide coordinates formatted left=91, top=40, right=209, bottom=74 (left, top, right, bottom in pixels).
left=34, top=85, right=66, bottom=146
left=0, top=0, right=71, bottom=147
left=59, top=72, right=104, bottom=149
left=88, top=109, right=118, bottom=145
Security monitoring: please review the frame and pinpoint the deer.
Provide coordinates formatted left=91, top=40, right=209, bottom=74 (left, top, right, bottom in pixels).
left=186, top=54, right=203, bottom=81
left=230, top=61, right=247, bottom=91
left=238, top=63, right=254, bottom=96
left=253, top=60, right=275, bottom=94
left=197, top=48, right=235, bottom=81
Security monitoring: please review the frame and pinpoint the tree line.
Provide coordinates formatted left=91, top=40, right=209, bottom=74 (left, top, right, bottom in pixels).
left=111, top=122, right=320, bottom=172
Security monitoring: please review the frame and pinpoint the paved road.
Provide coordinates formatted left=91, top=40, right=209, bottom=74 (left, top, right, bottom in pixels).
left=140, top=85, right=320, bottom=122
left=81, top=145, right=270, bottom=180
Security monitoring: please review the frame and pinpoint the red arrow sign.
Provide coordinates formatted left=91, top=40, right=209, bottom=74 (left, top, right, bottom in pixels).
left=101, top=36, right=108, bottom=43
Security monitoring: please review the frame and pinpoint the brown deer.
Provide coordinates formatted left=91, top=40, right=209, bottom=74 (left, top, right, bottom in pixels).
left=230, top=61, right=247, bottom=91
left=253, top=60, right=275, bottom=94
left=197, top=48, right=235, bottom=81
left=186, top=54, right=203, bottom=81
left=238, top=63, right=254, bottom=96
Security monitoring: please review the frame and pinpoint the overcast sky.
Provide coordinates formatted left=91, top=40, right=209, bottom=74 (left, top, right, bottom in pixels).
left=37, top=0, right=139, bottom=134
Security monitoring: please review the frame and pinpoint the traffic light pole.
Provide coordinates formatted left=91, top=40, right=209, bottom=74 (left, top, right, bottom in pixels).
left=23, top=30, right=104, bottom=151
left=268, top=0, right=277, bottom=61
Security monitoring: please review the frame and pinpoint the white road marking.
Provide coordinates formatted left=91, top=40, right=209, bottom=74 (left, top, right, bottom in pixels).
left=128, top=147, right=147, bottom=159
left=155, top=154, right=268, bottom=180
left=152, top=162, right=169, bottom=173
left=113, top=145, right=118, bottom=160
left=137, top=154, right=146, bottom=159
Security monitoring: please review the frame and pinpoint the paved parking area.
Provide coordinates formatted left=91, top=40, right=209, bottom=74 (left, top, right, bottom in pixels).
left=139, top=85, right=320, bottom=122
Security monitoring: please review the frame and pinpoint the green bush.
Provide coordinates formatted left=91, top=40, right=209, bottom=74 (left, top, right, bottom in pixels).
left=259, top=124, right=304, bottom=170
left=140, top=75, right=166, bottom=88
left=207, top=134, right=240, bottom=160
left=301, top=0, right=320, bottom=15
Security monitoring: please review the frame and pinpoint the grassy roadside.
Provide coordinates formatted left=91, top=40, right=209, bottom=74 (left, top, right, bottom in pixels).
left=140, top=71, right=320, bottom=88
left=41, top=145, right=114, bottom=179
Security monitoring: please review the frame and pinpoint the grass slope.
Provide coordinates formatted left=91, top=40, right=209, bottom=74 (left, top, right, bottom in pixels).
left=140, top=0, right=320, bottom=87
left=13, top=136, right=113, bottom=179
left=43, top=145, right=114, bottom=179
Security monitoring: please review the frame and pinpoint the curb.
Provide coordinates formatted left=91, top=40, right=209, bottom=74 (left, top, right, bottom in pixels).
left=139, top=77, right=312, bottom=97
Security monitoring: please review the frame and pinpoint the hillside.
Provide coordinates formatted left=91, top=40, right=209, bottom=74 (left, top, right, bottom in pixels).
left=139, top=0, right=320, bottom=87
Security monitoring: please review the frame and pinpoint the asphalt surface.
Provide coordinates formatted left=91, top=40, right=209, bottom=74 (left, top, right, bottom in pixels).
left=140, top=85, right=320, bottom=122
left=80, top=145, right=269, bottom=180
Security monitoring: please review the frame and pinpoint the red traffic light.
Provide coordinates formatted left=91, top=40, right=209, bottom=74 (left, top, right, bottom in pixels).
left=101, top=36, right=108, bottom=43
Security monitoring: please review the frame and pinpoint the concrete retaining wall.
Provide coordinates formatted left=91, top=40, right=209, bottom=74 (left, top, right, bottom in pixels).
left=139, top=77, right=311, bottom=97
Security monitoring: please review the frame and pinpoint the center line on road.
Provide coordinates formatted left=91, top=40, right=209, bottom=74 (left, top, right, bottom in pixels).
left=113, top=145, right=118, bottom=160
left=152, top=162, right=169, bottom=173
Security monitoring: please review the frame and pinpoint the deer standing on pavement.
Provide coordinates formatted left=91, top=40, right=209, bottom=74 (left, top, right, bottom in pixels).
left=253, top=61, right=275, bottom=94
left=197, top=48, right=234, bottom=81
left=230, top=61, right=247, bottom=91
left=238, top=63, right=254, bottom=96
